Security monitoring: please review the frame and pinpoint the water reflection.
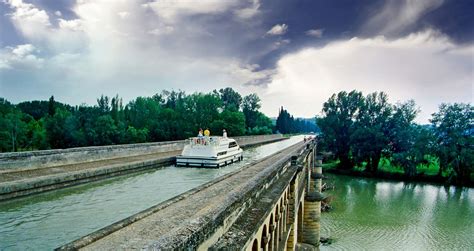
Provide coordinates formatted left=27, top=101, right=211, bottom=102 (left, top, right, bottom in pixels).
left=321, top=174, right=474, bottom=250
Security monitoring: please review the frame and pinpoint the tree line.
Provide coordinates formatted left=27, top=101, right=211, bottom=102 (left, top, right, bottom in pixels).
left=276, top=107, right=319, bottom=134
left=317, top=90, right=473, bottom=185
left=0, top=88, right=281, bottom=152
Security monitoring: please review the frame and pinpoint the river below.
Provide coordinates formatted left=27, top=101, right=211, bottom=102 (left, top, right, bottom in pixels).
left=321, top=174, right=474, bottom=250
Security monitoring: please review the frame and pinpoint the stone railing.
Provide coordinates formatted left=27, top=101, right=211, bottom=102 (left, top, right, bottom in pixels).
left=0, top=134, right=284, bottom=171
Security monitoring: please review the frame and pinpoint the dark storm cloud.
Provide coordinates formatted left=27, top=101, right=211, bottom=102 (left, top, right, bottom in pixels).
left=0, top=0, right=472, bottom=122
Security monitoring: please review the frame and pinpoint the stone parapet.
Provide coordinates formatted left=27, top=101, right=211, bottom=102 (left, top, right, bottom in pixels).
left=0, top=134, right=284, bottom=172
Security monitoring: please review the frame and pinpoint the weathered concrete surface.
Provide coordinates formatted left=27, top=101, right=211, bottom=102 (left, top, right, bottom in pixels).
left=0, top=141, right=185, bottom=172
left=0, top=135, right=285, bottom=201
left=57, top=140, right=307, bottom=250
left=210, top=164, right=298, bottom=249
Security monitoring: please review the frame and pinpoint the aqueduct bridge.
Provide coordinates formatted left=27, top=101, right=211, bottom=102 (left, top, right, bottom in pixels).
left=0, top=135, right=324, bottom=250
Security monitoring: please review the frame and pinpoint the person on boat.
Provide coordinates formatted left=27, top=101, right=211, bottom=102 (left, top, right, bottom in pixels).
left=197, top=128, right=204, bottom=144
left=223, top=129, right=227, bottom=138
left=203, top=128, right=210, bottom=145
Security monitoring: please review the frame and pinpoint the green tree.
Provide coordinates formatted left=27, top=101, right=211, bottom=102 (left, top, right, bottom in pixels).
left=216, top=87, right=242, bottom=111
left=317, top=90, right=363, bottom=169
left=95, top=115, right=119, bottom=145
left=45, top=108, right=72, bottom=149
left=26, top=118, right=49, bottom=150
left=431, top=103, right=473, bottom=184
left=242, top=93, right=262, bottom=130
left=210, top=110, right=246, bottom=136
left=48, top=96, right=55, bottom=116
left=0, top=110, right=28, bottom=152
left=351, top=92, right=392, bottom=173
left=97, top=95, right=110, bottom=115
left=125, top=126, right=148, bottom=143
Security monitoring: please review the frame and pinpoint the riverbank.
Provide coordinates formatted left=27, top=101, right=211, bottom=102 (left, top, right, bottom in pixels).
left=322, top=161, right=473, bottom=188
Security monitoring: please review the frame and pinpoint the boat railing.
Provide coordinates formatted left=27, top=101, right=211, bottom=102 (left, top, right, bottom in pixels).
left=188, top=136, right=221, bottom=147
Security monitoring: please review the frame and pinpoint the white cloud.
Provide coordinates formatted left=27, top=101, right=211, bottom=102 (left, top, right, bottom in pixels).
left=0, top=44, right=44, bottom=69
left=117, top=11, right=130, bottom=19
left=271, top=39, right=290, bottom=51
left=148, top=26, right=174, bottom=36
left=266, top=24, right=288, bottom=36
left=234, top=0, right=260, bottom=20
left=261, top=30, right=473, bottom=123
left=54, top=10, right=62, bottom=17
left=1, top=0, right=272, bottom=105
left=306, top=29, right=323, bottom=38
left=11, top=43, right=35, bottom=57
left=364, top=0, right=444, bottom=35
left=58, top=19, right=83, bottom=32
left=146, top=0, right=239, bottom=23
left=4, top=0, right=51, bottom=39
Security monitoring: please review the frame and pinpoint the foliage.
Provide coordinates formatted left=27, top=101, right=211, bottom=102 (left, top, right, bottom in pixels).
left=214, top=87, right=242, bottom=112
left=276, top=107, right=318, bottom=134
left=317, top=90, right=363, bottom=169
left=317, top=90, right=473, bottom=186
left=431, top=103, right=473, bottom=184
left=351, top=92, right=392, bottom=172
left=0, top=88, right=294, bottom=152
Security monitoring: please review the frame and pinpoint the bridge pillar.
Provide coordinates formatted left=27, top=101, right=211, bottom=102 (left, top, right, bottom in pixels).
left=302, top=156, right=324, bottom=248
left=302, top=191, right=324, bottom=247
left=309, top=156, right=323, bottom=193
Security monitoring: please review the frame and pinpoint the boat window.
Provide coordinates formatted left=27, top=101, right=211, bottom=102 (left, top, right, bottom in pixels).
left=217, top=151, right=227, bottom=156
left=228, top=142, right=238, bottom=148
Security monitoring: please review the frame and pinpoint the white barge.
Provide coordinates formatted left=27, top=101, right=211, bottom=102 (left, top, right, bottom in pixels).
left=176, top=136, right=243, bottom=168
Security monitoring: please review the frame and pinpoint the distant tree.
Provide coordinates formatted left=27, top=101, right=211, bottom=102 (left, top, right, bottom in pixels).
left=219, top=110, right=246, bottom=136
left=48, top=96, right=55, bottom=116
left=17, top=101, right=50, bottom=120
left=216, top=87, right=242, bottom=111
left=110, top=95, right=124, bottom=124
left=317, top=90, right=363, bottom=169
left=242, top=93, right=261, bottom=129
left=351, top=92, right=392, bottom=173
left=0, top=110, right=28, bottom=152
left=431, top=103, right=473, bottom=184
left=125, top=126, right=148, bottom=143
left=94, top=115, right=119, bottom=145
left=392, top=124, right=434, bottom=177
left=26, top=118, right=49, bottom=150
left=97, top=95, right=110, bottom=115
left=45, top=108, right=72, bottom=149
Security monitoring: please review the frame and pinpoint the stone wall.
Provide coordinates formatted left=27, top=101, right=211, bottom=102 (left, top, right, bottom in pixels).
left=0, top=134, right=283, bottom=171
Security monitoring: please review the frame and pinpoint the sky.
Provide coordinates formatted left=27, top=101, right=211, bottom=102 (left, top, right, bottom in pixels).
left=0, top=0, right=473, bottom=123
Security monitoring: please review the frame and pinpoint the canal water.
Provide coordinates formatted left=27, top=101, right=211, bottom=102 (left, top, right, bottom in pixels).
left=0, top=136, right=304, bottom=250
left=321, top=174, right=474, bottom=250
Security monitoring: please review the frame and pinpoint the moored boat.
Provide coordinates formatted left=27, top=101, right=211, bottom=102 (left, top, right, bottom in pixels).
left=176, top=136, right=243, bottom=168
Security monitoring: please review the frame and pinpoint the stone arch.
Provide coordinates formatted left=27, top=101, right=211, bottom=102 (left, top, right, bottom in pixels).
left=269, top=214, right=274, bottom=251
left=279, top=212, right=283, bottom=241
left=275, top=205, right=280, bottom=250
left=297, top=201, right=303, bottom=242
left=261, top=224, right=268, bottom=250
left=252, top=239, right=258, bottom=251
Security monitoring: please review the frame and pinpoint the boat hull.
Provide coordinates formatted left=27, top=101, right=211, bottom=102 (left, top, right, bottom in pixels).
left=176, top=151, right=243, bottom=168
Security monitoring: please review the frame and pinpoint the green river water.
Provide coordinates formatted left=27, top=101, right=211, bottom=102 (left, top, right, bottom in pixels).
left=321, top=174, right=474, bottom=250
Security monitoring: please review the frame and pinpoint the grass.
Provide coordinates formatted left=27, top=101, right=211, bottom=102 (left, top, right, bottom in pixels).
left=323, top=155, right=442, bottom=176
